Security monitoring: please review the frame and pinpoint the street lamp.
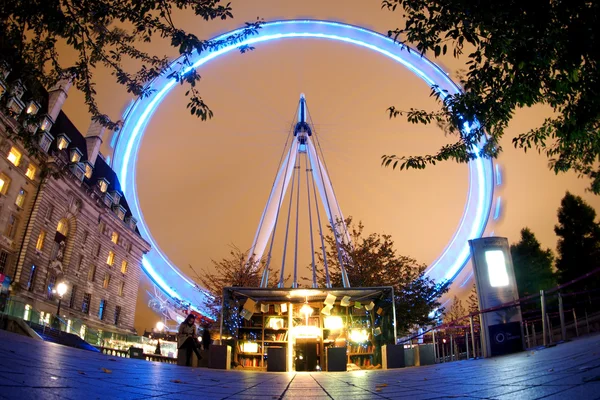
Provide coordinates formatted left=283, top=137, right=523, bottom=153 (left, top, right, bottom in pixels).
left=156, top=321, right=165, bottom=332
left=55, top=281, right=67, bottom=317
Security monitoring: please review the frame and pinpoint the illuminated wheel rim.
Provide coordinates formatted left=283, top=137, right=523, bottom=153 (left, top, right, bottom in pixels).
left=112, top=20, right=495, bottom=315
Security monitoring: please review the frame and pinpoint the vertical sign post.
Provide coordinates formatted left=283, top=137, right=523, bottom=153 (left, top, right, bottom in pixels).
left=469, top=237, right=524, bottom=358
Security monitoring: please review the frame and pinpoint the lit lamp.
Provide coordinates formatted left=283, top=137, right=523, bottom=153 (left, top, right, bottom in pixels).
left=349, top=329, right=369, bottom=343
left=156, top=321, right=165, bottom=332
left=55, top=282, right=67, bottom=316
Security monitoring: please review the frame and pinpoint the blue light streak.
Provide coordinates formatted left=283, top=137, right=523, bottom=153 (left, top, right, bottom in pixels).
left=112, top=20, right=496, bottom=314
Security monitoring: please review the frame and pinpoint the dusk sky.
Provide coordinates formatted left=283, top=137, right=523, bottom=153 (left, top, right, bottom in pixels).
left=57, top=0, right=600, bottom=333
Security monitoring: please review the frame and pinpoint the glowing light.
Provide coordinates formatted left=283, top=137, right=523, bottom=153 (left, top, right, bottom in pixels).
left=324, top=316, right=343, bottom=330
left=56, top=282, right=67, bottom=297
left=300, top=303, right=313, bottom=317
left=268, top=318, right=285, bottom=330
left=292, top=325, right=321, bottom=337
left=241, top=342, right=259, bottom=353
left=485, top=250, right=509, bottom=287
left=156, top=321, right=165, bottom=331
left=349, top=329, right=369, bottom=343
left=112, top=20, right=495, bottom=313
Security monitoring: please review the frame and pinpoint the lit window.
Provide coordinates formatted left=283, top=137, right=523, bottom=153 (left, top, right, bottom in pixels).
left=103, top=273, right=111, bottom=289
left=0, top=173, right=10, bottom=195
left=4, top=214, right=19, bottom=239
left=87, top=265, right=96, bottom=282
left=15, top=188, right=26, bottom=208
left=84, top=163, right=93, bottom=179
left=485, top=250, right=510, bottom=287
left=40, top=116, right=53, bottom=131
left=98, top=299, right=106, bottom=320
left=70, top=149, right=82, bottom=163
left=25, top=164, right=36, bottom=180
left=106, top=251, right=115, bottom=266
left=56, top=219, right=68, bottom=236
left=24, top=304, right=31, bottom=321
left=57, top=135, right=70, bottom=150
left=121, top=260, right=128, bottom=274
left=111, top=231, right=119, bottom=244
left=36, top=230, right=46, bottom=251
left=98, top=178, right=109, bottom=193
left=26, top=101, right=39, bottom=115
left=7, top=147, right=21, bottom=166
left=118, top=282, right=124, bottom=296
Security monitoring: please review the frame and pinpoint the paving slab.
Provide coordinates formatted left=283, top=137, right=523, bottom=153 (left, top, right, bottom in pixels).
left=1, top=329, right=600, bottom=399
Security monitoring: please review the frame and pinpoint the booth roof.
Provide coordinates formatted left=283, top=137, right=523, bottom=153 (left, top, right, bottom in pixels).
left=223, top=287, right=394, bottom=303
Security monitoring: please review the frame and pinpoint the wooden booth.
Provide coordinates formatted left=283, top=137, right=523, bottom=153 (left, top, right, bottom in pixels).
left=219, top=287, right=396, bottom=372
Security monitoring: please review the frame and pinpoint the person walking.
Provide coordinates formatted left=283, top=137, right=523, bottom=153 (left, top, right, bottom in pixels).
left=177, top=314, right=202, bottom=366
left=202, top=324, right=212, bottom=351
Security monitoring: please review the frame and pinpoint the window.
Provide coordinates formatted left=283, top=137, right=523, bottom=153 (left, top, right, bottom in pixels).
left=7, top=147, right=21, bottom=166
left=24, top=304, right=31, bottom=321
left=111, top=231, right=119, bottom=244
left=106, top=251, right=115, bottom=266
left=120, top=260, right=128, bottom=274
left=98, top=299, right=106, bottom=320
left=15, top=188, right=26, bottom=208
left=82, top=293, right=91, bottom=314
left=0, top=173, right=11, bottom=195
left=84, top=163, right=93, bottom=179
left=93, top=243, right=101, bottom=257
left=114, top=306, right=121, bottom=325
left=27, top=265, right=37, bottom=291
left=117, top=207, right=126, bottom=221
left=82, top=230, right=88, bottom=244
left=98, top=221, right=106, bottom=234
left=56, top=219, right=68, bottom=236
left=87, top=265, right=96, bottom=282
left=69, top=285, right=77, bottom=308
left=26, top=101, right=39, bottom=115
left=103, top=273, right=111, bottom=289
left=36, top=230, right=46, bottom=252
left=70, top=148, right=82, bottom=163
left=126, top=242, right=132, bottom=253
left=0, top=251, right=8, bottom=274
left=98, top=178, right=109, bottom=193
left=46, top=273, right=56, bottom=300
left=39, top=131, right=53, bottom=152
left=118, top=282, right=125, bottom=297
left=4, top=214, right=19, bottom=239
left=25, top=164, right=36, bottom=180
left=57, top=134, right=70, bottom=150
left=40, top=117, right=52, bottom=131
left=76, top=254, right=84, bottom=271
left=45, top=204, right=54, bottom=221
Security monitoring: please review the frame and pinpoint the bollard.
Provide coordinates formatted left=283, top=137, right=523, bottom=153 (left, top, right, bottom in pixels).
left=540, top=290, right=547, bottom=347
left=532, top=323, right=537, bottom=347
left=573, top=309, right=579, bottom=337
left=442, top=340, right=446, bottom=362
left=450, top=334, right=454, bottom=361
left=470, top=316, right=476, bottom=359
left=525, top=322, right=530, bottom=348
left=585, top=310, right=590, bottom=334
left=559, top=293, right=566, bottom=341
left=466, top=331, right=470, bottom=359
left=547, top=314, right=553, bottom=344
left=432, top=330, right=437, bottom=362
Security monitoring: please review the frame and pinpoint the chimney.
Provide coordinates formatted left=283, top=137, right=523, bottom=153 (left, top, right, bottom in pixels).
left=47, top=78, right=72, bottom=121
left=85, top=121, right=106, bottom=166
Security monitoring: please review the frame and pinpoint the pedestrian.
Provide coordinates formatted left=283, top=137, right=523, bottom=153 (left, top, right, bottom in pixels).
left=154, top=339, right=162, bottom=355
left=177, top=314, right=202, bottom=366
left=202, top=324, right=212, bottom=351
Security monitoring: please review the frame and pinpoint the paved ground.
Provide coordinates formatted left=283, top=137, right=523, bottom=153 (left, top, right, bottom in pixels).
left=0, top=330, right=599, bottom=399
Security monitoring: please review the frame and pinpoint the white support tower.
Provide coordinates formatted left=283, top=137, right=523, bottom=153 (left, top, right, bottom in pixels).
left=248, top=95, right=351, bottom=289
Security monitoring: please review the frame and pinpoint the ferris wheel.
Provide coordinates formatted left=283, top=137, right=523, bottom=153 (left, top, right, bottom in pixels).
left=110, top=20, right=501, bottom=319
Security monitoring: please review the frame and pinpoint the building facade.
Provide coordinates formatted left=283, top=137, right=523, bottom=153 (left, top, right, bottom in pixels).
left=0, top=63, right=151, bottom=335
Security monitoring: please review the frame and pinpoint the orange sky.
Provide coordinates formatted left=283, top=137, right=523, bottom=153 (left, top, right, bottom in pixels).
left=56, top=0, right=600, bottom=334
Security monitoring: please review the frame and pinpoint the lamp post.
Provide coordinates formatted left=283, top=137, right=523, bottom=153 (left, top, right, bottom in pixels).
left=55, top=281, right=67, bottom=317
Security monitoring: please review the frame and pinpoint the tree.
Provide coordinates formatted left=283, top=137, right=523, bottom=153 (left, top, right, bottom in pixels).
left=380, top=0, right=600, bottom=194
left=315, top=217, right=447, bottom=335
left=1, top=0, right=260, bottom=148
left=443, top=295, right=466, bottom=335
left=466, top=283, right=480, bottom=331
left=510, top=228, right=556, bottom=299
left=194, top=245, right=275, bottom=326
left=555, top=192, right=600, bottom=285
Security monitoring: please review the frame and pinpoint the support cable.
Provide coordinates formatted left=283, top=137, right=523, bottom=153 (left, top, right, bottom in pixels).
left=278, top=158, right=299, bottom=288
left=308, top=153, right=331, bottom=288
left=292, top=149, right=302, bottom=288
left=305, top=154, right=318, bottom=288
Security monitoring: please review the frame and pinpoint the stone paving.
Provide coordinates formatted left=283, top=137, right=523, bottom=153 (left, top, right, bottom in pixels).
left=0, top=329, right=599, bottom=399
